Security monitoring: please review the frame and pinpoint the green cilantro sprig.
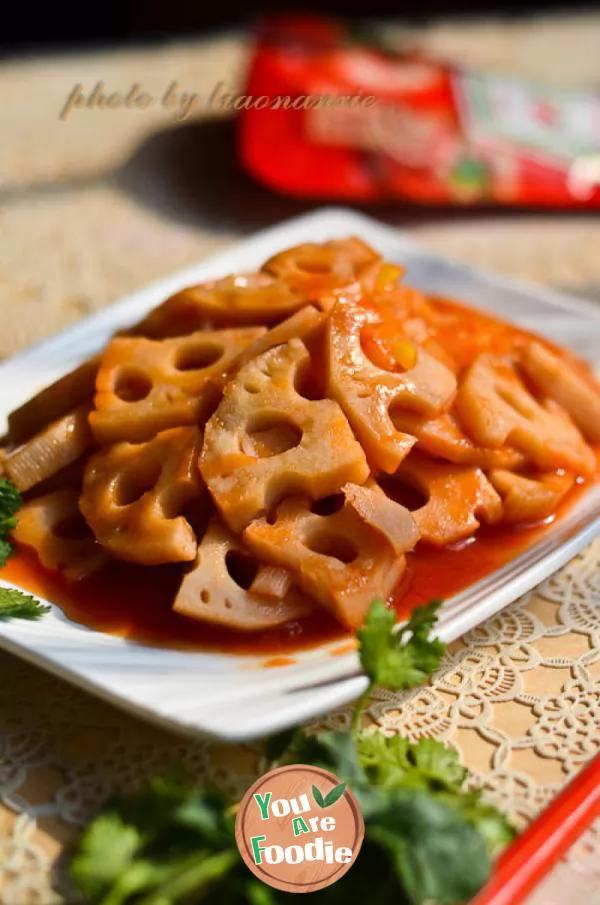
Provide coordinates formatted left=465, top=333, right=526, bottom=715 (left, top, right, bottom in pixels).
left=68, top=600, right=515, bottom=905
left=0, top=476, right=22, bottom=568
left=0, top=477, right=49, bottom=621
left=0, top=587, right=51, bottom=621
left=352, top=598, right=445, bottom=732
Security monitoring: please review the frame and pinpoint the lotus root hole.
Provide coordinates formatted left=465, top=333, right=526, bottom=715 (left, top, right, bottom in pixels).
left=115, top=461, right=162, bottom=507
left=377, top=476, right=428, bottom=512
left=294, top=362, right=323, bottom=401
left=52, top=514, right=93, bottom=541
left=311, top=494, right=345, bottom=516
left=200, top=590, right=210, bottom=604
left=114, top=367, right=153, bottom=402
left=157, top=486, right=189, bottom=520
left=225, top=549, right=260, bottom=590
left=244, top=415, right=302, bottom=458
left=175, top=343, right=223, bottom=372
left=388, top=399, right=422, bottom=429
left=306, top=531, right=358, bottom=564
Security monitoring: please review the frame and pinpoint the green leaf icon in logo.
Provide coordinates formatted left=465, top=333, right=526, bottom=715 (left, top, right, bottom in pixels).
left=312, top=784, right=326, bottom=808
left=312, top=782, right=347, bottom=808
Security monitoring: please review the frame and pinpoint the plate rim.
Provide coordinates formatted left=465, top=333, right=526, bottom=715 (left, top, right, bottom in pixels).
left=1, top=205, right=600, bottom=742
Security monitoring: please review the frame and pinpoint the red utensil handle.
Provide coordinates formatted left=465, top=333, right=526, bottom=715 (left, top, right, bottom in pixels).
left=472, top=752, right=600, bottom=905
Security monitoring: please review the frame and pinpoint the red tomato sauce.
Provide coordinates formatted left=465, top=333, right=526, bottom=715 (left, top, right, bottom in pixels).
left=1, top=477, right=592, bottom=656
left=2, top=291, right=597, bottom=658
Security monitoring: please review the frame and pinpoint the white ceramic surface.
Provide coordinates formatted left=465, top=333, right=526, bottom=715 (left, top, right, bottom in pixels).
left=1, top=208, right=599, bottom=741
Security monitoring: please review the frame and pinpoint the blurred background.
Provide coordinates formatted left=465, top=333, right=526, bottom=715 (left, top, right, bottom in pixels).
left=0, top=1, right=599, bottom=361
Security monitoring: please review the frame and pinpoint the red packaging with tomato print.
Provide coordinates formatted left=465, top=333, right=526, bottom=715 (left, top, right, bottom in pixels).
left=238, top=14, right=600, bottom=207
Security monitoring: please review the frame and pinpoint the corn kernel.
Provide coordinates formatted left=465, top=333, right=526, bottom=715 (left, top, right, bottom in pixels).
left=375, top=264, right=404, bottom=291
left=393, top=339, right=417, bottom=370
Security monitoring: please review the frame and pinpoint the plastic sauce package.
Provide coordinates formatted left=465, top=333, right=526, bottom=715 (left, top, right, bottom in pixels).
left=238, top=15, right=600, bottom=207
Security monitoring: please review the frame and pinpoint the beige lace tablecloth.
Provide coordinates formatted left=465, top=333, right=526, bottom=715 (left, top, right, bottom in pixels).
left=1, top=15, right=600, bottom=904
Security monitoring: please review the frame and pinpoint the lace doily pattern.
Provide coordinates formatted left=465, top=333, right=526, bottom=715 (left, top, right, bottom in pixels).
left=355, top=540, right=600, bottom=825
left=1, top=540, right=599, bottom=903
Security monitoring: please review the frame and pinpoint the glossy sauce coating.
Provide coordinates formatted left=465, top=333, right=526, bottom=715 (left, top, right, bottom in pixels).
left=3, top=291, right=598, bottom=656
left=1, top=479, right=590, bottom=656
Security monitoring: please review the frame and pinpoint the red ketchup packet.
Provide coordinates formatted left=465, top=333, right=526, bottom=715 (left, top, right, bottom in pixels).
left=238, top=14, right=600, bottom=207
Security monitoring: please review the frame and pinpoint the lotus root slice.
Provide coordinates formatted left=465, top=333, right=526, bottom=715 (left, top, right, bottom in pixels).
left=173, top=516, right=313, bottom=630
left=90, top=327, right=265, bottom=445
left=456, top=354, right=595, bottom=475
left=262, top=236, right=381, bottom=294
left=327, top=298, right=456, bottom=472
left=13, top=489, right=109, bottom=581
left=488, top=468, right=576, bottom=525
left=80, top=426, right=205, bottom=565
left=519, top=340, right=600, bottom=444
left=389, top=450, right=503, bottom=547
left=135, top=273, right=306, bottom=337
left=244, top=484, right=418, bottom=628
left=200, top=339, right=369, bottom=533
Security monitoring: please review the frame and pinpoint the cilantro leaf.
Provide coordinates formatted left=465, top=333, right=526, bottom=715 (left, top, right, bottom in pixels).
left=0, top=477, right=21, bottom=568
left=0, top=477, right=21, bottom=529
left=69, top=771, right=241, bottom=905
left=406, top=738, right=467, bottom=793
left=0, top=587, right=51, bottom=621
left=357, top=600, right=445, bottom=692
left=357, top=732, right=414, bottom=787
left=357, top=734, right=465, bottom=793
left=438, top=789, right=516, bottom=857
left=368, top=788, right=491, bottom=905
left=69, top=811, right=144, bottom=901
left=0, top=539, right=13, bottom=565
left=288, top=730, right=368, bottom=790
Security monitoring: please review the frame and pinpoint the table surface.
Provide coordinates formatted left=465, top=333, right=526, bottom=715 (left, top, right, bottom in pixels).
left=1, top=15, right=600, bottom=904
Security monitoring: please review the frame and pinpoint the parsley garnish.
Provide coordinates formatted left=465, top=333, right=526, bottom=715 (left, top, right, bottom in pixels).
left=0, top=476, right=22, bottom=568
left=0, top=587, right=51, bottom=621
left=68, top=601, right=515, bottom=904
left=352, top=598, right=445, bottom=731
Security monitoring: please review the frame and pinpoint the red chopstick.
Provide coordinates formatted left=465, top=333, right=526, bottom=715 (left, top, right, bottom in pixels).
left=471, top=752, right=600, bottom=905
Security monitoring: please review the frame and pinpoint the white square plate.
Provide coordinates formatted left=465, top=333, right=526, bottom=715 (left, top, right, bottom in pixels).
left=1, top=208, right=599, bottom=741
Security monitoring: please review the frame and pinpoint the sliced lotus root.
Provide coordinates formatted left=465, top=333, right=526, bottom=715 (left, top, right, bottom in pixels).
left=90, top=327, right=265, bottom=445
left=262, top=237, right=381, bottom=294
left=391, top=411, right=526, bottom=470
left=235, top=304, right=326, bottom=370
left=455, top=354, right=595, bottom=475
left=8, top=358, right=99, bottom=446
left=244, top=485, right=418, bottom=629
left=12, top=489, right=109, bottom=581
left=520, top=340, right=600, bottom=444
left=326, top=298, right=456, bottom=473
left=173, top=516, right=313, bottom=631
left=249, top=564, right=294, bottom=600
left=488, top=469, right=576, bottom=525
left=135, top=273, right=306, bottom=337
left=390, top=451, right=503, bottom=547
left=80, top=426, right=204, bottom=565
left=4, top=405, right=93, bottom=493
left=200, top=339, right=369, bottom=532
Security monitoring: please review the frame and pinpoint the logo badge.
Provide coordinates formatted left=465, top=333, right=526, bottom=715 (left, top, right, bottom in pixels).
left=235, top=764, right=364, bottom=893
